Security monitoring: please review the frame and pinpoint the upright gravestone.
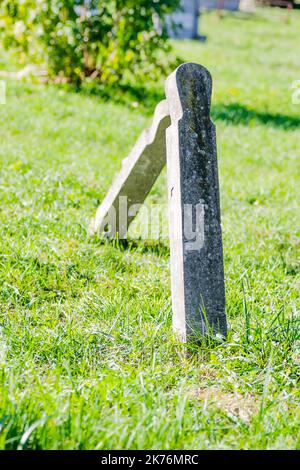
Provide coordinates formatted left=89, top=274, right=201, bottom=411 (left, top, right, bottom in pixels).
left=165, top=64, right=226, bottom=342
left=167, top=0, right=200, bottom=39
left=90, top=62, right=227, bottom=343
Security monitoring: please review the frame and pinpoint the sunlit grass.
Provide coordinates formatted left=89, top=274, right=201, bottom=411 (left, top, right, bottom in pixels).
left=0, top=8, right=299, bottom=449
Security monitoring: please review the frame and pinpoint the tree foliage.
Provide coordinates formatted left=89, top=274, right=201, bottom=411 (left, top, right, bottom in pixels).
left=0, top=0, right=180, bottom=85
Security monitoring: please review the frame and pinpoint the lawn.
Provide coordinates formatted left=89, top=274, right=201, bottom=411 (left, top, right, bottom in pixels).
left=0, top=8, right=299, bottom=449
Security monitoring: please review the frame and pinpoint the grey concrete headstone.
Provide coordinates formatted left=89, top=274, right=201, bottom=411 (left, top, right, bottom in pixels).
left=90, top=62, right=227, bottom=343
left=167, top=0, right=200, bottom=39
left=165, top=63, right=227, bottom=342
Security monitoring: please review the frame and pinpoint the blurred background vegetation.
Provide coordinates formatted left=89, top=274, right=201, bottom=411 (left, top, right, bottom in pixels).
left=0, top=0, right=181, bottom=86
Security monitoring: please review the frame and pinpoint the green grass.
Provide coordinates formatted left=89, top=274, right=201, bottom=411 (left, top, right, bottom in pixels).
left=0, top=8, right=300, bottom=449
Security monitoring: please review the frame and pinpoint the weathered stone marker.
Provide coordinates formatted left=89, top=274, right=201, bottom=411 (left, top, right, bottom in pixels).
left=90, top=62, right=227, bottom=342
left=165, top=64, right=226, bottom=342
left=90, top=100, right=170, bottom=238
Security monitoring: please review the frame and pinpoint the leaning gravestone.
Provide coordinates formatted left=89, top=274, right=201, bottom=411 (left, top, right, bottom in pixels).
left=90, top=62, right=227, bottom=343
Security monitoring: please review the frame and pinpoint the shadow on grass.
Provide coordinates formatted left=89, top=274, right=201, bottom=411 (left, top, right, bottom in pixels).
left=90, top=235, right=169, bottom=256
left=67, top=81, right=300, bottom=129
left=211, top=103, right=300, bottom=130
left=77, top=81, right=165, bottom=115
